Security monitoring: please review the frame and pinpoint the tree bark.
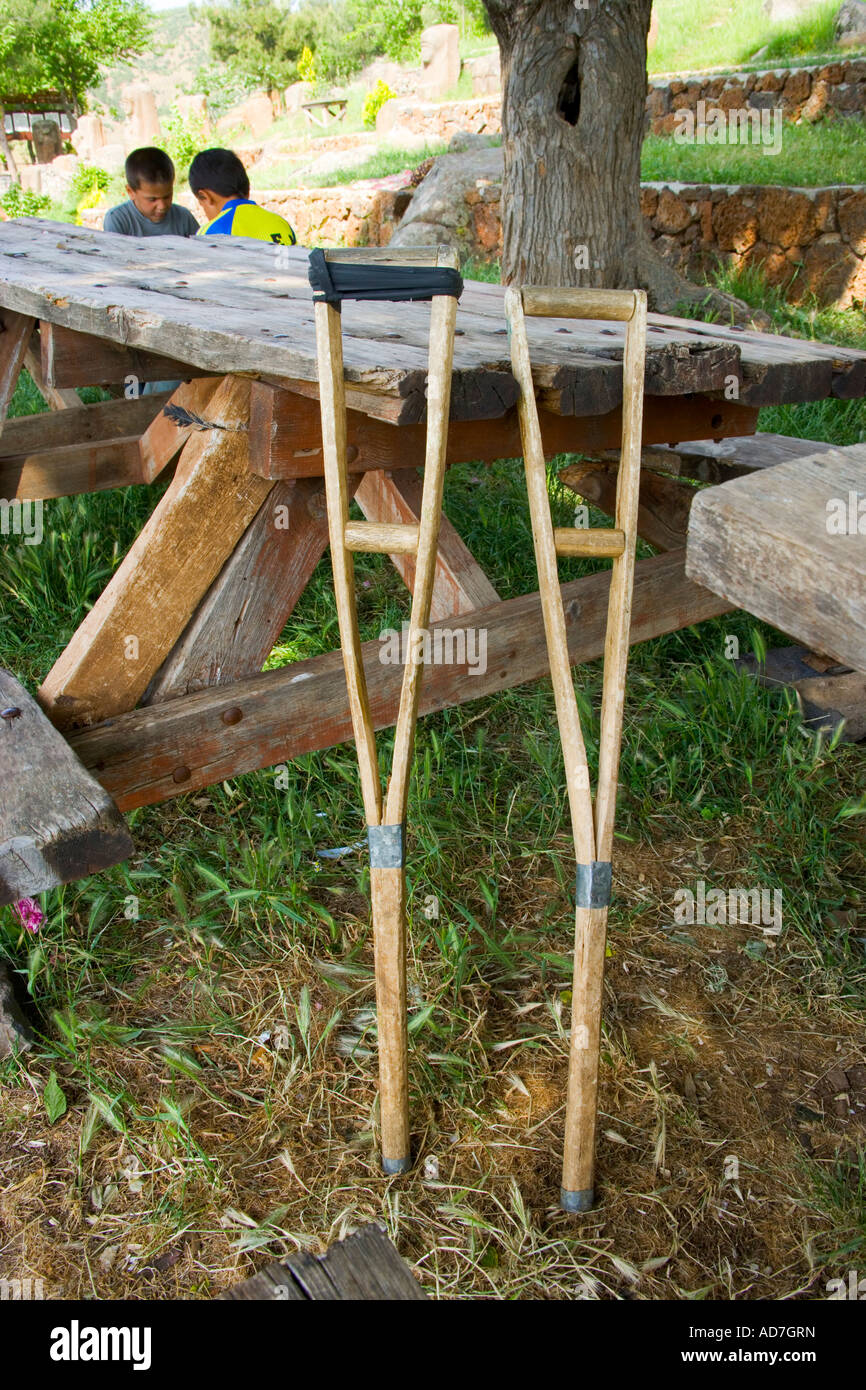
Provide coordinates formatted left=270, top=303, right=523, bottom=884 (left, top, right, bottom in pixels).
left=484, top=0, right=759, bottom=321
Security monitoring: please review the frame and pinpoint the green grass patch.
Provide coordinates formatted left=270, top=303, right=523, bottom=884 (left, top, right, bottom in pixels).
left=651, top=0, right=859, bottom=76
left=642, top=118, right=866, bottom=189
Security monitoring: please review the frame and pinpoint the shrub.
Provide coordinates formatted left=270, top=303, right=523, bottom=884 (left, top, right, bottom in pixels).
left=71, top=165, right=110, bottom=201
left=162, top=104, right=210, bottom=180
left=0, top=184, right=51, bottom=218
left=362, top=79, right=395, bottom=129
left=298, top=44, right=316, bottom=84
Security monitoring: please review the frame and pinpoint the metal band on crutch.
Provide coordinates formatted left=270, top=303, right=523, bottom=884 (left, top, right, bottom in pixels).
left=309, top=247, right=462, bottom=1174
left=504, top=285, right=648, bottom=1212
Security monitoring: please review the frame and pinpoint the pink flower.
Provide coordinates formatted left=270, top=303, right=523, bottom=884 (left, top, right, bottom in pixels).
left=13, top=898, right=43, bottom=933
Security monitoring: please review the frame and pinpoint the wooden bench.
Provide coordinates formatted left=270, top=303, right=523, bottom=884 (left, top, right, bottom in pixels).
left=218, top=1223, right=427, bottom=1300
left=686, top=447, right=866, bottom=672
left=0, top=668, right=132, bottom=905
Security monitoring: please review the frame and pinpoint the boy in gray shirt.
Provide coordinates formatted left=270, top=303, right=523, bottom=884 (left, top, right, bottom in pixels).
left=104, top=147, right=199, bottom=392
left=104, top=146, right=200, bottom=238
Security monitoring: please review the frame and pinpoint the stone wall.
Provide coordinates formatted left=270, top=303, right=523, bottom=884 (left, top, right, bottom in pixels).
left=643, top=181, right=866, bottom=306
left=370, top=61, right=866, bottom=146
left=376, top=96, right=502, bottom=141
left=647, top=60, right=866, bottom=131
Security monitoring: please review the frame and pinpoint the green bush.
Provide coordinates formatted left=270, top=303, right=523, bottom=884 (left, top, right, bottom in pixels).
left=362, top=79, right=395, bottom=129
left=298, top=43, right=316, bottom=84
left=162, top=105, right=210, bottom=181
left=71, top=164, right=110, bottom=200
left=0, top=183, right=51, bottom=218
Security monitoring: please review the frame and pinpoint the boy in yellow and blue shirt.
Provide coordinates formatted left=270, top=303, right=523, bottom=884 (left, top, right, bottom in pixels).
left=188, top=148, right=296, bottom=246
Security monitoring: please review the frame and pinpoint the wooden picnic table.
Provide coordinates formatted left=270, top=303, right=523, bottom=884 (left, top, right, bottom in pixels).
left=1, top=218, right=864, bottom=827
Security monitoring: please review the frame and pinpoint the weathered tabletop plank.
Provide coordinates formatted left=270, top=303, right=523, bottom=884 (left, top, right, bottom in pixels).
left=686, top=448, right=866, bottom=670
left=0, top=669, right=132, bottom=905
left=1, top=220, right=864, bottom=426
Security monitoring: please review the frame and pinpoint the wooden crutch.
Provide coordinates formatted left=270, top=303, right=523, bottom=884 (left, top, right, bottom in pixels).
left=504, top=285, right=648, bottom=1212
left=309, top=246, right=461, bottom=1174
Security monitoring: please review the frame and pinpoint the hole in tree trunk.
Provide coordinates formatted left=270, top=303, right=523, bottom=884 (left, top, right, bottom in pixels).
left=556, top=57, right=581, bottom=126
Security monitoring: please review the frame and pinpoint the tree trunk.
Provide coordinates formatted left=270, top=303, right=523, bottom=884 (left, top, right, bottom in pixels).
left=0, top=106, right=20, bottom=186
left=484, top=0, right=759, bottom=321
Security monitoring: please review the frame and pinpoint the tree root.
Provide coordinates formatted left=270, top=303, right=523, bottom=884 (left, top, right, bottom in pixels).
left=636, top=242, right=772, bottom=330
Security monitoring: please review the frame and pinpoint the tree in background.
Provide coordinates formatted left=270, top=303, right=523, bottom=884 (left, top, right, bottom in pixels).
left=483, top=0, right=745, bottom=316
left=204, top=0, right=329, bottom=91
left=201, top=0, right=491, bottom=91
left=0, top=0, right=151, bottom=180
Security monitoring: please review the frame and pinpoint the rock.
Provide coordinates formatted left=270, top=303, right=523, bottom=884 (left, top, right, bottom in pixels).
left=175, top=94, right=211, bottom=137
left=782, top=69, right=812, bottom=105
left=71, top=113, right=105, bottom=163
left=31, top=118, right=62, bottom=164
left=284, top=82, right=314, bottom=114
left=646, top=85, right=670, bottom=118
left=838, top=189, right=866, bottom=252
left=791, top=237, right=861, bottom=304
left=743, top=240, right=797, bottom=287
left=388, top=146, right=503, bottom=255
left=217, top=91, right=279, bottom=140
left=640, top=186, right=659, bottom=218
left=829, top=81, right=865, bottom=110
left=801, top=78, right=832, bottom=120
left=837, top=0, right=866, bottom=46
left=0, top=962, right=34, bottom=1058
left=418, top=24, right=460, bottom=99
left=466, top=49, right=500, bottom=96
left=712, top=193, right=759, bottom=253
left=121, top=83, right=162, bottom=148
left=448, top=131, right=499, bottom=153
left=649, top=5, right=659, bottom=49
left=654, top=188, right=693, bottom=234
left=764, top=0, right=822, bottom=18
left=719, top=83, right=748, bottom=112
left=757, top=187, right=818, bottom=247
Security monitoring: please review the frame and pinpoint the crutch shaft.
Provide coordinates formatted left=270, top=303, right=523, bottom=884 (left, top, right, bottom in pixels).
left=561, top=903, right=609, bottom=1207
left=370, top=864, right=410, bottom=1170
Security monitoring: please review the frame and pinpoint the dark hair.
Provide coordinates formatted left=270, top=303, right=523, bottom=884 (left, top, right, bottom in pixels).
left=125, top=146, right=175, bottom=189
left=188, top=148, right=250, bottom=200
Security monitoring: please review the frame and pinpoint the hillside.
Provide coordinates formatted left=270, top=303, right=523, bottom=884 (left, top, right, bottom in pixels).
left=89, top=5, right=211, bottom=120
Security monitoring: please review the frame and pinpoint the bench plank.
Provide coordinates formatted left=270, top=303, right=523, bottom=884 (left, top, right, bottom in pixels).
left=686, top=449, right=866, bottom=670
left=0, top=669, right=132, bottom=905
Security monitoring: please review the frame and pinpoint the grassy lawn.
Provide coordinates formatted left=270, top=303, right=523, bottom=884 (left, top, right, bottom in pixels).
left=0, top=268, right=864, bottom=1299
left=651, top=0, right=862, bottom=75
left=252, top=142, right=453, bottom=191
left=643, top=117, right=866, bottom=188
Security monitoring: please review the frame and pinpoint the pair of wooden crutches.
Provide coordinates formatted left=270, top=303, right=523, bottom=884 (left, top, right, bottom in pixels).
left=310, top=248, right=647, bottom=1210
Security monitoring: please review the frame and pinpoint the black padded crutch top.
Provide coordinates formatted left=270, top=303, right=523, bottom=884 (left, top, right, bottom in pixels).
left=308, top=248, right=463, bottom=305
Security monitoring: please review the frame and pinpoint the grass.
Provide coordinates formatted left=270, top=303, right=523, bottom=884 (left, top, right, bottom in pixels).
left=0, top=267, right=864, bottom=1302
left=643, top=117, right=866, bottom=189
left=252, top=142, right=452, bottom=192
left=650, top=0, right=862, bottom=76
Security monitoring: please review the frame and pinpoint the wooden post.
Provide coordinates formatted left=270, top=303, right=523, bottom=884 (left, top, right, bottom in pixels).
left=0, top=311, right=35, bottom=439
